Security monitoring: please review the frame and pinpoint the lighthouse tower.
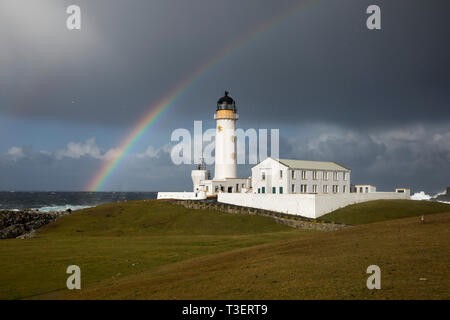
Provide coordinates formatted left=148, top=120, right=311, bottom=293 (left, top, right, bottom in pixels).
left=214, top=91, right=238, bottom=180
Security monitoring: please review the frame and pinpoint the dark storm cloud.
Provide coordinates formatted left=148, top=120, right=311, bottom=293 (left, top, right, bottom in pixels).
left=278, top=123, right=450, bottom=193
left=0, top=0, right=294, bottom=126
left=1, top=0, right=449, bottom=129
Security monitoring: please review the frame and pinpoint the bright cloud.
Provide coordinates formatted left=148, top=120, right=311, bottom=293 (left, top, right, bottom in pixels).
left=7, top=146, right=25, bottom=161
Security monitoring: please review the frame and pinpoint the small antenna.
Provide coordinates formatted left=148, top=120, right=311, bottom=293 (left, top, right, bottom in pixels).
left=200, top=157, right=206, bottom=170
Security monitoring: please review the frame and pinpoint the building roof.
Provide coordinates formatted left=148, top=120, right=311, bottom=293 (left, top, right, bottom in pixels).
left=276, top=158, right=351, bottom=171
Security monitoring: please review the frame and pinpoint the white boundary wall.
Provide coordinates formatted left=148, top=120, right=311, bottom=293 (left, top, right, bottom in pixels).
left=314, top=192, right=409, bottom=217
left=218, top=193, right=316, bottom=218
left=218, top=192, right=410, bottom=219
left=157, top=192, right=206, bottom=200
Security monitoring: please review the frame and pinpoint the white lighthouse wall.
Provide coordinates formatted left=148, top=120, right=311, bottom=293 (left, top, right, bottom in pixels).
left=214, top=118, right=237, bottom=179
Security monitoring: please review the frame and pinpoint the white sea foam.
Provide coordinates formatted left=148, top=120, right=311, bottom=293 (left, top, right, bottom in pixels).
left=410, top=191, right=432, bottom=200
left=411, top=190, right=448, bottom=202
left=432, top=190, right=446, bottom=198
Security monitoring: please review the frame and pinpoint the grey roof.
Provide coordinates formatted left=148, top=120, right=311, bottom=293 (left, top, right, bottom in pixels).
left=276, top=158, right=350, bottom=171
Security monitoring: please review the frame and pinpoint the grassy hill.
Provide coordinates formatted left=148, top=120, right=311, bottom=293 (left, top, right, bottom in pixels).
left=1, top=199, right=449, bottom=299
left=46, top=211, right=450, bottom=300
left=0, top=200, right=310, bottom=300
left=320, top=200, right=450, bottom=225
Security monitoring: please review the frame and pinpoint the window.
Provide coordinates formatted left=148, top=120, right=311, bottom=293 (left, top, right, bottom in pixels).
left=300, top=184, right=307, bottom=193
left=333, top=172, right=338, bottom=180
left=242, top=183, right=245, bottom=188
left=343, top=185, right=346, bottom=193
left=313, top=184, right=317, bottom=193
left=343, top=172, right=348, bottom=181
left=313, top=171, right=318, bottom=180
left=323, top=171, right=328, bottom=180
left=262, top=187, right=265, bottom=194
left=257, top=188, right=260, bottom=194
left=272, top=187, right=276, bottom=194
left=291, top=170, right=295, bottom=179
left=365, top=187, right=369, bottom=193
left=332, top=185, right=339, bottom=193
left=302, top=170, right=307, bottom=179
left=359, top=187, right=363, bottom=193
left=280, top=170, right=283, bottom=179
left=292, top=184, right=295, bottom=193
left=279, top=187, right=283, bottom=194
left=323, top=185, right=328, bottom=193
left=262, top=172, right=266, bottom=180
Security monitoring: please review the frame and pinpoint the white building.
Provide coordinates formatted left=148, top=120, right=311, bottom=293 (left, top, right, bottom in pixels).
left=251, top=157, right=351, bottom=195
left=158, top=92, right=410, bottom=216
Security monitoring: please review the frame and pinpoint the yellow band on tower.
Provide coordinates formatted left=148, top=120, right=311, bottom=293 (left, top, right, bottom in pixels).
left=216, top=110, right=235, bottom=118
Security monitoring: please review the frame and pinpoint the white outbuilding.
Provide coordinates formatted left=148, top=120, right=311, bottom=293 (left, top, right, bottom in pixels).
left=352, top=184, right=377, bottom=193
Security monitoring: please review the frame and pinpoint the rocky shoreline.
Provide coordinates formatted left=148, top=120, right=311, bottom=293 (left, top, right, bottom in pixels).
left=0, top=209, right=72, bottom=239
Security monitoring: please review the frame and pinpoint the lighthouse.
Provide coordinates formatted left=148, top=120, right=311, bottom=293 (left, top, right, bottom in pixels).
left=185, top=91, right=250, bottom=196
left=214, top=91, right=238, bottom=180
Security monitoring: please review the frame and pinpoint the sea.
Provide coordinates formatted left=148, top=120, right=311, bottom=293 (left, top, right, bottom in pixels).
left=0, top=191, right=158, bottom=212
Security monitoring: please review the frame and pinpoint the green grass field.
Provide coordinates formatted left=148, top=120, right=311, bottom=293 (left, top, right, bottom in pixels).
left=320, top=200, right=450, bottom=225
left=0, top=200, right=311, bottom=299
left=0, top=199, right=449, bottom=299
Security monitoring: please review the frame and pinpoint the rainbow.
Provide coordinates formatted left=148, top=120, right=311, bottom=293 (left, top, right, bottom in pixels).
left=86, top=0, right=314, bottom=191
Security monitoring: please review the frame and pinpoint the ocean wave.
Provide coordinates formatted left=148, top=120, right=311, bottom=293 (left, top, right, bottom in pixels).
left=410, top=191, right=432, bottom=200
left=35, top=205, right=93, bottom=212
left=410, top=190, right=448, bottom=200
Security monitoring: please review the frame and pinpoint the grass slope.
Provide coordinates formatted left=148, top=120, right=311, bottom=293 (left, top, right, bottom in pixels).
left=320, top=200, right=450, bottom=225
left=45, top=212, right=450, bottom=300
left=1, top=199, right=449, bottom=300
left=0, top=200, right=310, bottom=300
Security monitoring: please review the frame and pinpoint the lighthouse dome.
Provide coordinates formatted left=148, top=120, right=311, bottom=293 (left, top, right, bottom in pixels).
left=217, top=91, right=236, bottom=112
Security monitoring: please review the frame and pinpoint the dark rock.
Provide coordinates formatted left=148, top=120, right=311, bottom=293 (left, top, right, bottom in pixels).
left=0, top=209, right=73, bottom=239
